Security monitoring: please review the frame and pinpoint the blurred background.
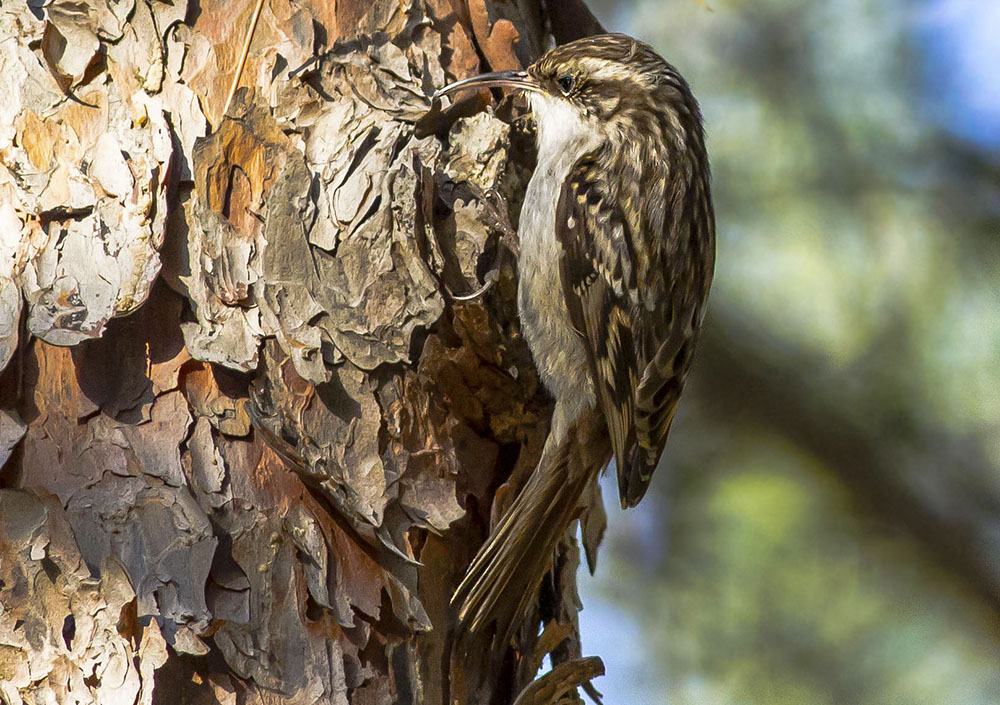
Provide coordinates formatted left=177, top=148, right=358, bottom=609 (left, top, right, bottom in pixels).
left=575, top=0, right=1000, bottom=702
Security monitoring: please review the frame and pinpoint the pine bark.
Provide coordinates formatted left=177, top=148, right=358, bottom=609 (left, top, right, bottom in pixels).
left=0, top=1, right=604, bottom=703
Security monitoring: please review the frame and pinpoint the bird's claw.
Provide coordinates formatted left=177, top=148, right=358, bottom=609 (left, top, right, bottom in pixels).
left=449, top=268, right=501, bottom=301
left=445, top=188, right=519, bottom=302
left=481, top=188, right=520, bottom=256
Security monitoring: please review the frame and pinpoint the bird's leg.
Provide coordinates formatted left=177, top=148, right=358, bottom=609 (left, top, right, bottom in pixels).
left=450, top=187, right=519, bottom=301
left=481, top=187, right=520, bottom=257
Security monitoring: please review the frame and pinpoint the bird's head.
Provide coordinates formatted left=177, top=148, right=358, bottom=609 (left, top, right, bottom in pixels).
left=434, top=33, right=702, bottom=147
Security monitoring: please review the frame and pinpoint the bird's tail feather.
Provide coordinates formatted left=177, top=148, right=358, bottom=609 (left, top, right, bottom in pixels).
left=452, top=437, right=593, bottom=653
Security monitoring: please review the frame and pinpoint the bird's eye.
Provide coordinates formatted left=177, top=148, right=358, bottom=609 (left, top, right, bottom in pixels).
left=556, top=74, right=576, bottom=95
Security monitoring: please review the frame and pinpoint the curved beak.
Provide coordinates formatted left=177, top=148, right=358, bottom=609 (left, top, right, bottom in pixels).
left=433, top=70, right=541, bottom=100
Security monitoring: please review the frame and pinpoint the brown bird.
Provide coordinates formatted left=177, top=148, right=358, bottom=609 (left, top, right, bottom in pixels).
left=436, top=33, right=715, bottom=652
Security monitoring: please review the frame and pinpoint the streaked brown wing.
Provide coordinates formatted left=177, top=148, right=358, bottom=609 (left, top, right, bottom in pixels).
left=555, top=155, right=639, bottom=489
left=555, top=152, right=703, bottom=507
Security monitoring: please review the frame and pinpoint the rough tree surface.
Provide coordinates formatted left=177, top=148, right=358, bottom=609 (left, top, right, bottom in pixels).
left=0, top=1, right=605, bottom=703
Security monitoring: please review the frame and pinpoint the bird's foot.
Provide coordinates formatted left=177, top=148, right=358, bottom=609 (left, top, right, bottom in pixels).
left=480, top=188, right=520, bottom=257
left=448, top=188, right=518, bottom=301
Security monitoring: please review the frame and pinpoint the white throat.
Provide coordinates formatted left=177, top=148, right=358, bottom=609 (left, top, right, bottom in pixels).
left=514, top=92, right=603, bottom=417
left=529, top=92, right=602, bottom=174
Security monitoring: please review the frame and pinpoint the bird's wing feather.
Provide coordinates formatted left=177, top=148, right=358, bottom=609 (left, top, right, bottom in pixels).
left=556, top=155, right=637, bottom=477
left=555, top=150, right=706, bottom=507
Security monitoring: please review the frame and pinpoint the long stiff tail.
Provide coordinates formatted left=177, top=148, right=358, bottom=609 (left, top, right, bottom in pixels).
left=452, top=422, right=603, bottom=653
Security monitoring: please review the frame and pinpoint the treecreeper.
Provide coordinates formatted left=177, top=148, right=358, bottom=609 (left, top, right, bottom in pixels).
left=436, top=33, right=715, bottom=664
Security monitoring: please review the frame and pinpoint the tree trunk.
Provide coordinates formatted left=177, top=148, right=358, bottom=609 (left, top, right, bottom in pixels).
left=0, top=1, right=604, bottom=703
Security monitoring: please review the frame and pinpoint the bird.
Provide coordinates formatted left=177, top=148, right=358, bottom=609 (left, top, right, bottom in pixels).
left=435, top=33, right=716, bottom=655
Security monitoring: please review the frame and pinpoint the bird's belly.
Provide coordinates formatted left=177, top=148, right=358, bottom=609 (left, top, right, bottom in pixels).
left=518, top=166, right=595, bottom=416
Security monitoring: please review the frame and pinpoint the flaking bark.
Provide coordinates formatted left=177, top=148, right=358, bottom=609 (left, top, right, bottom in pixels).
left=0, top=1, right=606, bottom=703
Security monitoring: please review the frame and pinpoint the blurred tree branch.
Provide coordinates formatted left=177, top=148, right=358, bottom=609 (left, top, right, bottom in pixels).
left=696, top=307, right=1000, bottom=613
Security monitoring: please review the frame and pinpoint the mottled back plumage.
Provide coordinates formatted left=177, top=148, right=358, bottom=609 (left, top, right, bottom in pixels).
left=535, top=35, right=715, bottom=505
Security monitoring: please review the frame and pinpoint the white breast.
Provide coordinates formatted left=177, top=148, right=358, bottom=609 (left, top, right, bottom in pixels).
left=517, top=93, right=603, bottom=420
